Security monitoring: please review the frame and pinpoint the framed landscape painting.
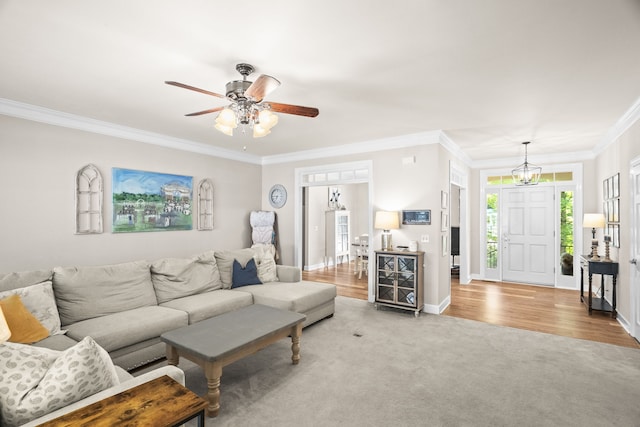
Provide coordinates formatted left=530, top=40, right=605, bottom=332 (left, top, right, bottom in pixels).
left=112, top=168, right=193, bottom=233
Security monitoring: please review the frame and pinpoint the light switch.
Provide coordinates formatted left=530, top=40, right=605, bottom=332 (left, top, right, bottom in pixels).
left=421, top=234, right=429, bottom=243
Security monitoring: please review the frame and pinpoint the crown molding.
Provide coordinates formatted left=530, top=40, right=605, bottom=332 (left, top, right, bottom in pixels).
left=439, top=131, right=472, bottom=167
left=471, top=150, right=595, bottom=170
left=5, top=96, right=619, bottom=170
left=261, top=130, right=444, bottom=165
left=0, top=98, right=262, bottom=165
left=594, top=95, right=640, bottom=156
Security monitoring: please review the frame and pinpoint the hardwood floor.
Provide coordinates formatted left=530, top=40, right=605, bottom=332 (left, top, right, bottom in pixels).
left=302, top=263, right=640, bottom=349
left=445, top=279, right=640, bottom=349
left=302, top=261, right=368, bottom=300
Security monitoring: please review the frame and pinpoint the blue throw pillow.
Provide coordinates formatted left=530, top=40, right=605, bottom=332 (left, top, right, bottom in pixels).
left=231, top=258, right=262, bottom=288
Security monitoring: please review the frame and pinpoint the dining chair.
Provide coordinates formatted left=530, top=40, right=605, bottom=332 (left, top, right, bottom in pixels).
left=354, top=234, right=369, bottom=279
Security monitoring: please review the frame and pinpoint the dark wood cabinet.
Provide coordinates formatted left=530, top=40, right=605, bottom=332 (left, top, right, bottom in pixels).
left=580, top=255, right=619, bottom=318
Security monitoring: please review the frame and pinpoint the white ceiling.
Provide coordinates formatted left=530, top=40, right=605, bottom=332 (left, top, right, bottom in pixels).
left=1, top=0, right=639, bottom=164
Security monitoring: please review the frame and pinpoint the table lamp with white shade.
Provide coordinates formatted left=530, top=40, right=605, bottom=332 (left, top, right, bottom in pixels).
left=0, top=306, right=11, bottom=344
left=374, top=211, right=400, bottom=251
left=583, top=213, right=605, bottom=260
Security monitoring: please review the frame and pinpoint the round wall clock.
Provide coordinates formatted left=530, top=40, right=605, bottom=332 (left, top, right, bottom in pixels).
left=269, top=184, right=287, bottom=209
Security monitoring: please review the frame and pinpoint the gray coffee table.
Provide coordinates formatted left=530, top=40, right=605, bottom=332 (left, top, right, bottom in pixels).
left=160, top=304, right=306, bottom=417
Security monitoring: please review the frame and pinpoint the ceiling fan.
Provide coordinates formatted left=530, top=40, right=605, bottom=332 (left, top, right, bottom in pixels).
left=166, top=63, right=319, bottom=138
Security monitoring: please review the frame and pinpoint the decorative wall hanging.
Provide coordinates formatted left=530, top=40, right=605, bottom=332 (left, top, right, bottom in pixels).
left=112, top=168, right=192, bottom=233
left=402, top=210, right=431, bottom=225
left=603, top=173, right=620, bottom=248
left=441, top=211, right=449, bottom=232
left=441, top=191, right=448, bottom=209
left=197, top=178, right=214, bottom=230
left=75, top=164, right=103, bottom=234
left=328, top=187, right=341, bottom=210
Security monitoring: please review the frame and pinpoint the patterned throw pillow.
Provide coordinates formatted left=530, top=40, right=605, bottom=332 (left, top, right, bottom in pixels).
left=256, top=253, right=279, bottom=283
left=0, top=337, right=120, bottom=427
left=0, top=281, right=64, bottom=335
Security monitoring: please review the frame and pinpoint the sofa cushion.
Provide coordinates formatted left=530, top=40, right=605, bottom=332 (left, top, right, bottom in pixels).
left=0, top=269, right=53, bottom=293
left=0, top=294, right=50, bottom=343
left=160, top=289, right=253, bottom=324
left=151, top=250, right=222, bottom=304
left=214, top=248, right=257, bottom=289
left=275, top=265, right=301, bottom=283
left=33, top=333, right=79, bottom=352
left=64, top=306, right=188, bottom=352
left=233, top=281, right=337, bottom=314
left=53, top=260, right=158, bottom=325
left=232, top=258, right=262, bottom=288
left=0, top=337, right=119, bottom=427
left=0, top=281, right=63, bottom=335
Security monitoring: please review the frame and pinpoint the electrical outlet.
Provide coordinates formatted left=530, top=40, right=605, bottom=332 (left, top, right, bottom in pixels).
left=421, top=234, right=429, bottom=243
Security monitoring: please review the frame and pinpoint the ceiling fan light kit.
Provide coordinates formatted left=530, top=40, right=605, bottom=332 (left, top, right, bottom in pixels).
left=166, top=63, right=318, bottom=139
left=512, top=141, right=542, bottom=186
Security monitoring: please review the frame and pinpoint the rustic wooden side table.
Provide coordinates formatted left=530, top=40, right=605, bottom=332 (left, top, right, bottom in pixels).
left=38, top=375, right=207, bottom=427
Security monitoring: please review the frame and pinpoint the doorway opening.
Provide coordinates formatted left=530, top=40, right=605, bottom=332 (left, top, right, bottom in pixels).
left=480, top=164, right=583, bottom=288
left=295, top=161, right=373, bottom=301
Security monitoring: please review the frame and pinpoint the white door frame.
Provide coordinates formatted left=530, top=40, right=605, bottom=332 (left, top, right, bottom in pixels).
left=450, top=161, right=469, bottom=284
left=479, top=163, right=583, bottom=288
left=629, top=156, right=640, bottom=340
left=294, top=161, right=374, bottom=300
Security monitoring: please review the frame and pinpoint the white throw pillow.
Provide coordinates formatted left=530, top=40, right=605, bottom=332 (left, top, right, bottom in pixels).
left=0, top=337, right=119, bottom=427
left=256, top=253, right=279, bottom=283
left=0, top=281, right=64, bottom=335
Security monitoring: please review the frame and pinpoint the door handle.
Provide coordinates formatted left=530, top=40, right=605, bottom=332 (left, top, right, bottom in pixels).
left=631, top=259, right=638, bottom=265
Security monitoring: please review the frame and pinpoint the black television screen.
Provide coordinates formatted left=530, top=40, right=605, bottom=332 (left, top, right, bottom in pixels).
left=451, top=226, right=460, bottom=256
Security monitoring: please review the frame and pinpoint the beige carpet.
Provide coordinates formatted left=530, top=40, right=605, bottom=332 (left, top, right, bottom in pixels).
left=148, top=296, right=640, bottom=426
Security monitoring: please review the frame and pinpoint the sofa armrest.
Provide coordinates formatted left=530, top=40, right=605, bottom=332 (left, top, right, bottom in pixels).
left=276, top=265, right=301, bottom=282
left=22, top=365, right=185, bottom=426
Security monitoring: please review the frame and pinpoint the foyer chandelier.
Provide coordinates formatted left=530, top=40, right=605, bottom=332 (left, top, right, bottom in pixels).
left=512, top=141, right=541, bottom=186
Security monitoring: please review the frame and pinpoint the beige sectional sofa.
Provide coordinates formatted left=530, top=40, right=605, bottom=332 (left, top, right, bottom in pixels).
left=0, top=247, right=337, bottom=370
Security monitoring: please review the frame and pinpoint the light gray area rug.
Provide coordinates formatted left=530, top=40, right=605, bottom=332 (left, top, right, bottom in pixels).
left=162, top=296, right=640, bottom=426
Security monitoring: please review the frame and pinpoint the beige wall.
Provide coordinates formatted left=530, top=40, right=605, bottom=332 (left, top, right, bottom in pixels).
left=592, top=120, right=640, bottom=321
left=262, top=143, right=468, bottom=310
left=0, top=115, right=261, bottom=272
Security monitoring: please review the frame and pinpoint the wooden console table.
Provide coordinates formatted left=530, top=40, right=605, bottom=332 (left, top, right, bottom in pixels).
left=39, top=375, right=207, bottom=427
left=580, top=255, right=619, bottom=318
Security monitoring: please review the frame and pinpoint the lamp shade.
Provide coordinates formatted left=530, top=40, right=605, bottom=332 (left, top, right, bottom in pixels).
left=0, top=306, right=11, bottom=344
left=583, top=213, right=605, bottom=229
left=374, top=211, right=399, bottom=231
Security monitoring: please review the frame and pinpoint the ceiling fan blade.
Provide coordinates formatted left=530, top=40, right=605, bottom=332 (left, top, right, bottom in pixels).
left=185, top=106, right=225, bottom=116
left=245, top=75, right=281, bottom=102
left=267, top=102, right=319, bottom=118
left=165, top=81, right=225, bottom=98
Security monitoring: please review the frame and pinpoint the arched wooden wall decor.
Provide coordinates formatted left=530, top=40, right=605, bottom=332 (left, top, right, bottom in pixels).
left=76, top=164, right=103, bottom=234
left=198, top=178, right=214, bottom=230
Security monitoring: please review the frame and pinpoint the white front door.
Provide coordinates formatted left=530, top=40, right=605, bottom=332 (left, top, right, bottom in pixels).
left=630, top=159, right=640, bottom=339
left=502, top=186, right=555, bottom=285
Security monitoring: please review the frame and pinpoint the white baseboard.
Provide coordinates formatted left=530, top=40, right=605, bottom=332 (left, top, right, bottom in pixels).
left=616, top=311, right=631, bottom=334
left=423, top=295, right=451, bottom=315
